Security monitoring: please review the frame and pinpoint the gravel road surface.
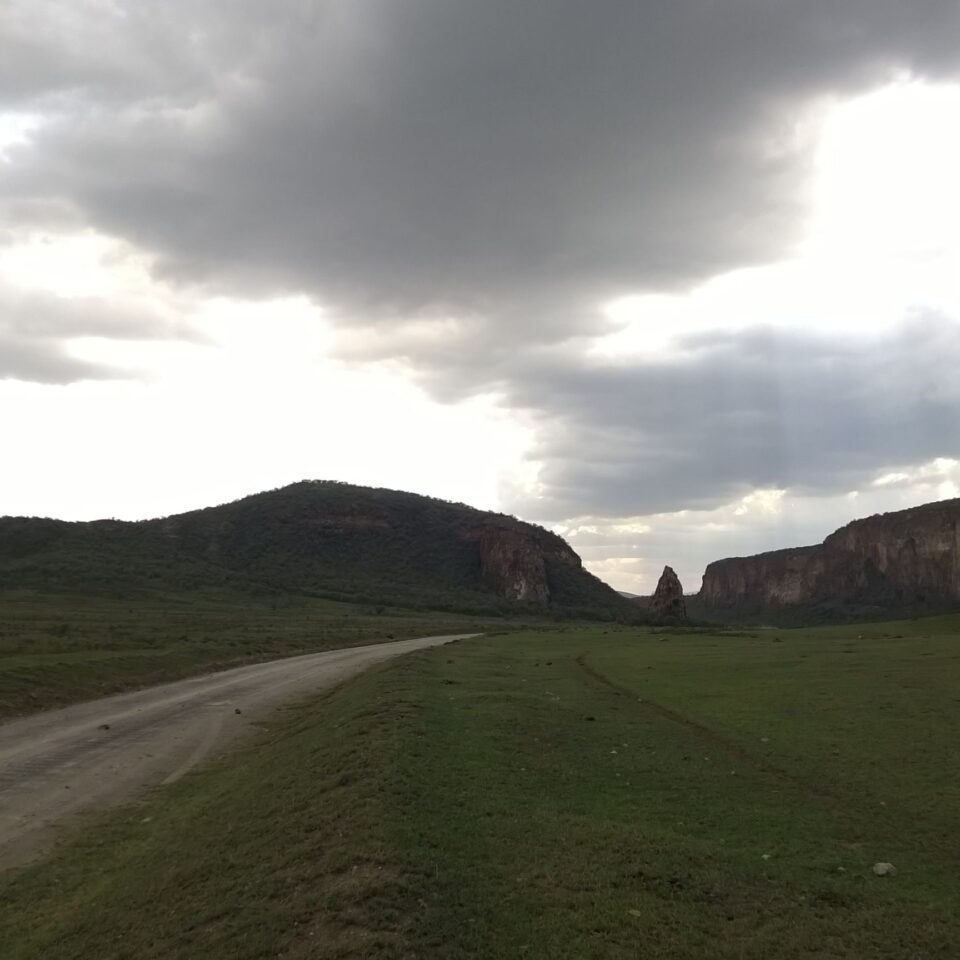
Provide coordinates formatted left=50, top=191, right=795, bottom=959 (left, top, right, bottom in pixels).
left=0, top=633, right=472, bottom=868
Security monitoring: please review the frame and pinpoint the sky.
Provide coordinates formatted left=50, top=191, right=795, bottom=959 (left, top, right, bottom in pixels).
left=2, top=1, right=960, bottom=594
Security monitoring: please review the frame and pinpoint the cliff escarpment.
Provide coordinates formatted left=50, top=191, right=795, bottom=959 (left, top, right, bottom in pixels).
left=477, top=527, right=552, bottom=603
left=696, top=498, right=960, bottom=622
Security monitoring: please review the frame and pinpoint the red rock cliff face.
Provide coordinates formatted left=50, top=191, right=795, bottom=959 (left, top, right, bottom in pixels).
left=819, top=504, right=960, bottom=602
left=698, top=498, right=960, bottom=612
left=477, top=527, right=566, bottom=603
left=475, top=527, right=582, bottom=606
left=699, top=546, right=819, bottom=606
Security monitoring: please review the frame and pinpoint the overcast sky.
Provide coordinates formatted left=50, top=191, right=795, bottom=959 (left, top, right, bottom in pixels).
left=2, top=1, right=960, bottom=593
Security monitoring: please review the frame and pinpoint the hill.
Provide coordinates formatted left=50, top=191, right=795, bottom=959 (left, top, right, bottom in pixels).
left=0, top=481, right=639, bottom=620
left=692, top=497, right=960, bottom=624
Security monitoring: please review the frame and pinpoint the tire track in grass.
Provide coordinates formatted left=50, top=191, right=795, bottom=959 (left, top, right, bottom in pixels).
left=574, top=653, right=839, bottom=804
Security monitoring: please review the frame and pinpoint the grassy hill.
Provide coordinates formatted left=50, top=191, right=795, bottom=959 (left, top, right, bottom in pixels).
left=0, top=481, right=638, bottom=621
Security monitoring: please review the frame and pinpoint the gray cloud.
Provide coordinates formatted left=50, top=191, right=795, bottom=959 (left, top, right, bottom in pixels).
left=0, top=333, right=109, bottom=383
left=5, top=1, right=960, bottom=353
left=0, top=287, right=193, bottom=382
left=504, top=314, right=960, bottom=520
left=0, top=0, right=245, bottom=108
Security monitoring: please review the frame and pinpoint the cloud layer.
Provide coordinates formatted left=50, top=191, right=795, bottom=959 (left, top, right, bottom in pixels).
left=504, top=314, right=960, bottom=519
left=6, top=2, right=960, bottom=333
left=3, top=1, right=960, bottom=585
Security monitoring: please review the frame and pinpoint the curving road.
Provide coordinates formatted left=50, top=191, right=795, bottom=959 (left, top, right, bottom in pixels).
left=0, top=633, right=473, bottom=868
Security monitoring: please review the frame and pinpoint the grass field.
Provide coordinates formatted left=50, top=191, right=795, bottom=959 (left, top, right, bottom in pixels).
left=2, top=617, right=959, bottom=958
left=0, top=591, right=499, bottom=719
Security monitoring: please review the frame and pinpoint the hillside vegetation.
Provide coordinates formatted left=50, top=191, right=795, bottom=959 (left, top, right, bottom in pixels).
left=0, top=481, right=638, bottom=620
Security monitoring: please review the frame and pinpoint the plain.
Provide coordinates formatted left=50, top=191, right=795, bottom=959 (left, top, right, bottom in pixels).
left=2, top=616, right=958, bottom=958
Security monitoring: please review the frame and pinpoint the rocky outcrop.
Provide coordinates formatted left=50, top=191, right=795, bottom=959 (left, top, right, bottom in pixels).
left=478, top=528, right=551, bottom=603
left=698, top=498, right=960, bottom=618
left=649, top=565, right=687, bottom=621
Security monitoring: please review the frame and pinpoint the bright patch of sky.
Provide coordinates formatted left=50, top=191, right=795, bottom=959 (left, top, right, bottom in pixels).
left=0, top=112, right=42, bottom=161
left=594, top=82, right=960, bottom=358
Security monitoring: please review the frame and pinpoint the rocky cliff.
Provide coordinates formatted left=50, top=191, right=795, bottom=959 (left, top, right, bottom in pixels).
left=478, top=528, right=552, bottom=603
left=698, top=546, right=819, bottom=607
left=697, top=498, right=960, bottom=620
left=649, top=565, right=687, bottom=621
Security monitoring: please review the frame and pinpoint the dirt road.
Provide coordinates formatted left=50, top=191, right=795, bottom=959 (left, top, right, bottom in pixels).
left=0, top=633, right=472, bottom=868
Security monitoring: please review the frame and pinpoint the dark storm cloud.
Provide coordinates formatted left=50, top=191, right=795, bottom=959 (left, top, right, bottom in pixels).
left=5, top=1, right=960, bottom=349
left=0, top=0, right=249, bottom=107
left=503, top=315, right=960, bottom=519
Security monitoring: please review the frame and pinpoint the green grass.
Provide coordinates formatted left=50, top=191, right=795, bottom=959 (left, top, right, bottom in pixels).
left=0, top=590, right=499, bottom=719
left=2, top=617, right=959, bottom=957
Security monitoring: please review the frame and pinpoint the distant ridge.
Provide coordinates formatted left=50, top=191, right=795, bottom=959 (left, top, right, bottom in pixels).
left=0, top=481, right=643, bottom=620
left=691, top=497, right=960, bottom=624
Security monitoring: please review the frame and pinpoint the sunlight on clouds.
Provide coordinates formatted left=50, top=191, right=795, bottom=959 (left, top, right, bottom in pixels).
left=872, top=458, right=960, bottom=498
left=733, top=489, right=786, bottom=516
left=65, top=296, right=336, bottom=385
left=592, top=81, right=960, bottom=359
left=811, top=82, right=960, bottom=262
left=0, top=231, right=158, bottom=300
left=0, top=112, right=43, bottom=161
left=581, top=557, right=658, bottom=594
left=607, top=520, right=653, bottom=535
left=874, top=472, right=910, bottom=487
left=332, top=312, right=485, bottom=373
